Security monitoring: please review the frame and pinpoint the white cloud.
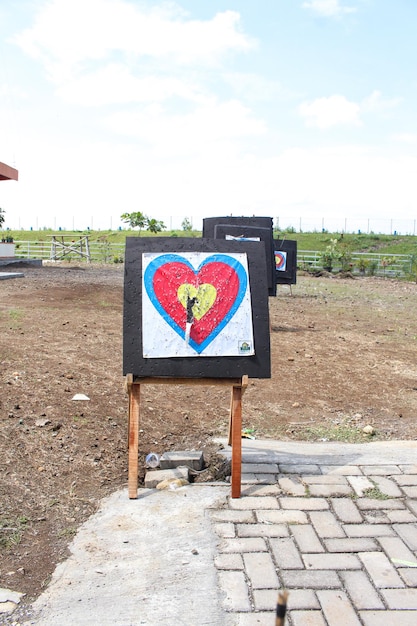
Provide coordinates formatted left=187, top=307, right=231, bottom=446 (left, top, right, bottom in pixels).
left=361, top=90, right=402, bottom=113
left=56, top=63, right=209, bottom=106
left=222, top=72, right=298, bottom=103
left=0, top=84, right=27, bottom=99
left=302, top=0, right=357, bottom=17
left=102, top=99, right=266, bottom=156
left=13, top=0, right=255, bottom=84
left=392, top=133, right=417, bottom=144
left=298, top=94, right=361, bottom=128
left=298, top=90, right=402, bottom=129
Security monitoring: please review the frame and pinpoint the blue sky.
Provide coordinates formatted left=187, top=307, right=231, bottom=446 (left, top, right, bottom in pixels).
left=1, top=0, right=416, bottom=233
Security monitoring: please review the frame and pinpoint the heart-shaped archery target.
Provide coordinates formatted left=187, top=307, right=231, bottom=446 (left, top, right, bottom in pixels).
left=143, top=253, right=248, bottom=353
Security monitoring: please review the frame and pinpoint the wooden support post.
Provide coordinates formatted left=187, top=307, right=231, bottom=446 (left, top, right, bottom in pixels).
left=127, top=375, right=140, bottom=499
left=230, top=384, right=242, bottom=498
left=230, top=375, right=248, bottom=498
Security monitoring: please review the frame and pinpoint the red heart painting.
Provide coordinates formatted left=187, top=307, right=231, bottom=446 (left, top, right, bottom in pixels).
left=144, top=254, right=247, bottom=352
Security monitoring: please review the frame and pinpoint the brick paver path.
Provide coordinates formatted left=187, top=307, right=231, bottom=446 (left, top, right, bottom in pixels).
left=211, top=455, right=417, bottom=625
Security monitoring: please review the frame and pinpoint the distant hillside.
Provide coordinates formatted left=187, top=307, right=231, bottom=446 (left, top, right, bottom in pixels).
left=3, top=228, right=417, bottom=256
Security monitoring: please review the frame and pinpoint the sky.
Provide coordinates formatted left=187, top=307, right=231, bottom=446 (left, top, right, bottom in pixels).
left=0, top=0, right=417, bottom=234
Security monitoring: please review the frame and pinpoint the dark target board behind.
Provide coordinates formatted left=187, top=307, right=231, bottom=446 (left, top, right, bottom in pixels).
left=202, top=216, right=276, bottom=296
left=274, top=239, right=297, bottom=286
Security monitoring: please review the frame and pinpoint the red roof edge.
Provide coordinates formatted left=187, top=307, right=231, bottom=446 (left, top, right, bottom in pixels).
left=0, top=161, right=19, bottom=181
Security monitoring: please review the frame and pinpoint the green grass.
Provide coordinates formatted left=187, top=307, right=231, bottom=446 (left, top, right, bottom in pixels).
left=0, top=515, right=29, bottom=549
left=7, top=308, right=24, bottom=329
left=297, top=422, right=376, bottom=444
left=362, top=485, right=390, bottom=500
left=274, top=231, right=417, bottom=255
left=2, top=228, right=201, bottom=244
left=8, top=308, right=23, bottom=321
left=2, top=228, right=417, bottom=255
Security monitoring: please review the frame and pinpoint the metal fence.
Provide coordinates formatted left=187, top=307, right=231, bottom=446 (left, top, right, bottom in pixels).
left=297, top=251, right=414, bottom=278
left=275, top=216, right=417, bottom=236
left=14, top=240, right=125, bottom=264
left=11, top=240, right=415, bottom=279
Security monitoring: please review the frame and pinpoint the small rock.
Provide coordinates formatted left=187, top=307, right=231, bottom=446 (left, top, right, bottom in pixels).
left=156, top=478, right=189, bottom=490
left=35, top=418, right=51, bottom=427
left=363, top=425, right=375, bottom=435
left=292, top=402, right=300, bottom=408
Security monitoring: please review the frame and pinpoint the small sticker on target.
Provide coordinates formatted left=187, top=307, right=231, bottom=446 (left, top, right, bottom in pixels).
left=238, top=340, right=254, bottom=355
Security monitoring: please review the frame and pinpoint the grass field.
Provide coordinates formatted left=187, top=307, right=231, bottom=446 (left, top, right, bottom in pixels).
left=2, top=227, right=417, bottom=255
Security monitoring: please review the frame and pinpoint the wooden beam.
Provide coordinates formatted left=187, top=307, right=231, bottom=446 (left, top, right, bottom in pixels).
left=132, top=376, right=243, bottom=387
left=230, top=381, right=243, bottom=498
left=127, top=380, right=140, bottom=499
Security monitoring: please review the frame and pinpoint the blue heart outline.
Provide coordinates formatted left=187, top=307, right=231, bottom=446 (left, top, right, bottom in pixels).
left=143, top=253, right=248, bottom=354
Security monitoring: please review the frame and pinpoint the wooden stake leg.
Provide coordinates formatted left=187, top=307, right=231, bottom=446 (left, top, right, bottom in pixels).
left=230, top=384, right=242, bottom=498
left=128, top=383, right=140, bottom=499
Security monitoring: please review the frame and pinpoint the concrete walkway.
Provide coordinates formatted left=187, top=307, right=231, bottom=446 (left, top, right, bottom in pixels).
left=11, top=439, right=417, bottom=625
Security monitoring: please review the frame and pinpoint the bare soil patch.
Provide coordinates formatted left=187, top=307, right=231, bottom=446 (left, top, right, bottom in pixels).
left=1, top=264, right=417, bottom=611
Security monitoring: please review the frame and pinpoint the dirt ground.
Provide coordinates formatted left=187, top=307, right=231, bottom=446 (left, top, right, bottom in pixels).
left=1, top=263, right=417, bottom=611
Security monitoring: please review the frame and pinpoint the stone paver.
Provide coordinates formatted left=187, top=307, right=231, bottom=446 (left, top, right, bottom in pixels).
left=369, top=475, right=403, bottom=497
left=309, top=510, right=345, bottom=538
left=278, top=476, right=306, bottom=496
left=270, top=537, right=304, bottom=569
left=291, top=523, right=325, bottom=553
left=330, top=497, right=362, bottom=523
left=291, top=610, right=327, bottom=625
left=360, top=611, right=417, bottom=626
left=210, top=443, right=417, bottom=624
left=302, top=552, right=361, bottom=570
left=381, top=588, right=417, bottom=609
left=324, top=537, right=378, bottom=552
left=228, top=495, right=279, bottom=510
left=317, top=589, right=361, bottom=625
left=347, top=475, right=375, bottom=496
left=393, top=522, right=417, bottom=550
left=243, top=552, right=279, bottom=589
left=377, top=535, right=417, bottom=565
left=217, top=570, right=251, bottom=612
left=280, top=496, right=328, bottom=510
left=339, top=571, right=385, bottom=610
left=236, top=523, right=288, bottom=538
left=358, top=551, right=405, bottom=588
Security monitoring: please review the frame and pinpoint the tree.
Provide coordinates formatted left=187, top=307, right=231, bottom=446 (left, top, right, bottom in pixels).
left=120, top=211, right=148, bottom=233
left=0, top=207, right=5, bottom=229
left=181, top=217, right=193, bottom=232
left=146, top=218, right=166, bottom=234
